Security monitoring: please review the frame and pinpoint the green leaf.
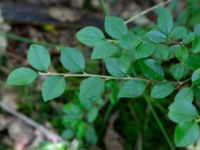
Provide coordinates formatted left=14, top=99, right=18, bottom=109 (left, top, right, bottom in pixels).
left=79, top=77, right=105, bottom=101
left=168, top=101, right=198, bottom=123
left=27, top=44, right=51, bottom=71
left=105, top=58, right=128, bottom=77
left=194, top=24, right=200, bottom=36
left=192, top=37, right=200, bottom=53
left=157, top=9, right=173, bottom=34
left=183, top=32, right=195, bottom=44
left=119, top=33, right=141, bottom=49
left=76, top=26, right=105, bottom=46
left=147, top=30, right=167, bottom=43
left=169, top=63, right=189, bottom=81
left=170, top=26, right=187, bottom=40
left=92, top=41, right=121, bottom=59
left=175, top=46, right=189, bottom=62
left=62, top=129, right=74, bottom=140
left=85, top=126, right=98, bottom=145
left=7, top=67, right=38, bottom=85
left=192, top=68, right=200, bottom=85
left=175, top=121, right=199, bottom=147
left=135, top=42, right=156, bottom=59
left=118, top=80, right=146, bottom=98
left=105, top=16, right=128, bottom=39
left=186, top=54, right=200, bottom=69
left=140, top=59, right=164, bottom=80
left=76, top=121, right=87, bottom=139
left=151, top=81, right=175, bottom=99
left=86, top=107, right=98, bottom=123
left=60, top=47, right=85, bottom=73
left=153, top=44, right=171, bottom=61
left=175, top=87, right=193, bottom=103
left=42, top=76, right=66, bottom=101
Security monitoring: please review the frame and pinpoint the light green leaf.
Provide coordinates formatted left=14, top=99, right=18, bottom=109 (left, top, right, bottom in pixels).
left=135, top=42, right=156, bottom=59
left=119, top=33, right=141, bottom=49
left=169, top=63, right=189, bottom=81
left=76, top=26, right=105, bottom=46
left=140, top=59, right=164, bottom=80
left=147, top=30, right=167, bottom=43
left=118, top=80, right=146, bottom=98
left=192, top=37, right=200, bottom=53
left=42, top=76, right=66, bottom=101
left=7, top=67, right=38, bottom=85
left=27, top=44, right=51, bottom=71
left=170, top=26, right=187, bottom=40
left=194, top=24, right=200, bottom=36
left=175, top=121, right=199, bottom=147
left=92, top=41, right=121, bottom=59
left=192, top=68, right=200, bottom=85
left=175, top=87, right=193, bottom=103
left=168, top=101, right=198, bottom=123
left=105, top=58, right=128, bottom=77
left=105, top=16, right=128, bottom=39
left=79, top=77, right=105, bottom=101
left=151, top=81, right=175, bottom=99
left=60, top=47, right=85, bottom=73
left=157, top=9, right=173, bottom=34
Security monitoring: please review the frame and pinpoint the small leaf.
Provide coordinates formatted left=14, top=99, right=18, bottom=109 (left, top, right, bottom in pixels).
left=140, top=59, right=164, bottom=80
left=192, top=37, right=200, bottom=53
left=85, top=126, right=98, bottom=145
left=119, top=33, right=141, bottom=49
left=7, top=67, right=38, bottom=85
left=194, top=24, right=200, bottom=36
left=135, top=42, right=156, bottom=59
left=168, top=101, right=198, bottom=123
left=192, top=68, right=200, bottom=85
left=105, top=58, right=128, bottom=77
left=42, top=76, right=66, bottom=101
left=183, top=32, right=195, bottom=44
left=105, top=16, right=128, bottom=39
left=169, top=63, right=189, bottom=81
left=175, top=121, right=199, bottom=147
left=170, top=26, right=187, bottom=40
left=175, top=46, right=189, bottom=62
left=86, top=107, right=98, bottom=123
left=147, top=30, right=167, bottom=43
left=186, top=54, right=200, bottom=69
left=175, top=87, right=193, bottom=103
left=157, top=8, right=173, bottom=34
left=151, top=81, right=175, bottom=99
left=76, top=26, right=105, bottom=46
left=60, top=47, right=85, bottom=73
left=153, top=45, right=172, bottom=61
left=79, top=77, right=105, bottom=101
left=27, top=44, right=51, bottom=71
left=118, top=80, right=146, bottom=98
left=92, top=41, right=121, bottom=59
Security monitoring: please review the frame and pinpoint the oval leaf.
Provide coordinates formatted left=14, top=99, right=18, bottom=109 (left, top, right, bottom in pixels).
left=147, top=30, right=167, bottom=43
left=42, top=76, right=66, bottom=101
left=192, top=68, right=200, bottom=85
left=175, top=87, right=193, bottom=103
left=60, top=47, right=85, bottom=73
left=7, top=67, right=38, bottom=85
left=28, top=44, right=51, bottom=71
left=135, top=42, right=156, bottom=59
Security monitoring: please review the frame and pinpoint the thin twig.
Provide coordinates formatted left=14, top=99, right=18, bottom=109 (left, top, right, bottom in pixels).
left=0, top=101, right=66, bottom=143
left=125, top=0, right=172, bottom=24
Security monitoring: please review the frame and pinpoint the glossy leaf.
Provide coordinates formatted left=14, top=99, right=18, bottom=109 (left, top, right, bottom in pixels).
left=169, top=63, right=189, bottom=81
left=7, top=67, right=38, bottom=85
left=135, top=42, right=156, bottom=59
left=42, top=76, right=66, bottom=101
left=60, top=47, right=85, bottom=73
left=27, top=44, right=51, bottom=71
left=147, top=30, right=167, bottom=43
left=175, top=87, right=193, bottom=103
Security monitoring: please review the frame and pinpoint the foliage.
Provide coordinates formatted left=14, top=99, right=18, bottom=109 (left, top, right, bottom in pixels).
left=6, top=7, right=200, bottom=149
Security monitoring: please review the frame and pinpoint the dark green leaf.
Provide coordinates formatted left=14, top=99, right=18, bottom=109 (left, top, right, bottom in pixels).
left=92, top=41, right=121, bottom=59
left=168, top=101, right=198, bottom=123
left=192, top=37, right=200, bottom=53
left=140, top=59, right=164, bottom=80
left=169, top=63, right=189, bottom=81
left=175, top=87, right=193, bottom=103
left=76, top=26, right=105, bottom=46
left=157, top=9, right=173, bottom=34
left=175, top=46, right=189, bottom=62
left=42, top=76, right=66, bottom=101
left=147, top=30, right=167, bottom=43
left=186, top=54, right=200, bottom=69
left=175, top=121, right=199, bottom=147
left=118, top=80, right=146, bottom=98
left=60, top=47, right=85, bottom=73
left=151, top=81, right=175, bottom=99
left=135, top=42, right=156, bottom=59
left=27, top=44, right=51, bottom=71
left=192, top=68, right=200, bottom=85
left=7, top=67, right=38, bottom=85
left=105, top=16, right=128, bottom=39
left=194, top=24, right=200, bottom=36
